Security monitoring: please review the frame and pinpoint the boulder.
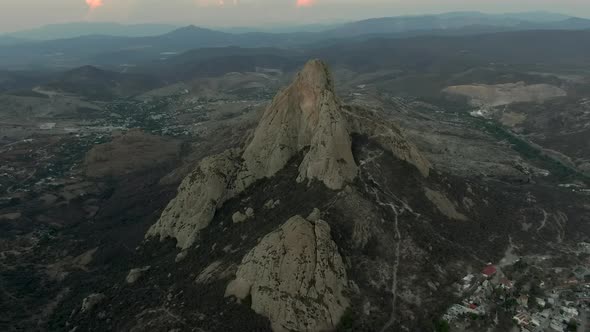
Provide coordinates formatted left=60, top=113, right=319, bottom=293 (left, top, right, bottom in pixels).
left=232, top=207, right=255, bottom=224
left=81, top=293, right=106, bottom=313
left=175, top=250, right=188, bottom=263
left=264, top=199, right=280, bottom=209
left=126, top=266, right=151, bottom=284
left=232, top=212, right=247, bottom=224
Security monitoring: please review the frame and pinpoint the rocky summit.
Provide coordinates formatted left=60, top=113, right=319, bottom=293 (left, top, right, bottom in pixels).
left=147, top=59, right=430, bottom=250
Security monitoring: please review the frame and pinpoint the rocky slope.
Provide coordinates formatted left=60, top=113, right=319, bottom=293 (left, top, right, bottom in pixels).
left=147, top=59, right=429, bottom=249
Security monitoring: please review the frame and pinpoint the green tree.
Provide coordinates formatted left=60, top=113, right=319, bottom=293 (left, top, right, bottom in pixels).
left=567, top=319, right=578, bottom=331
left=435, top=319, right=450, bottom=332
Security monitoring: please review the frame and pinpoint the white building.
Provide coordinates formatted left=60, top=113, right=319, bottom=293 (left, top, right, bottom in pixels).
left=561, top=306, right=578, bottom=317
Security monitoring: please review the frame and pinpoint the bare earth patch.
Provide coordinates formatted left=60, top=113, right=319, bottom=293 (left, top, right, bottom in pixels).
left=443, top=82, right=566, bottom=107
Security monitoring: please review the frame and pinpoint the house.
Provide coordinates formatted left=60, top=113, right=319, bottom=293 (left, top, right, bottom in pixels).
left=482, top=265, right=497, bottom=278
left=531, top=313, right=547, bottom=327
left=462, top=274, right=475, bottom=290
left=535, top=297, right=546, bottom=308
left=549, top=320, right=565, bottom=332
left=513, top=312, right=531, bottom=326
left=561, top=306, right=578, bottom=318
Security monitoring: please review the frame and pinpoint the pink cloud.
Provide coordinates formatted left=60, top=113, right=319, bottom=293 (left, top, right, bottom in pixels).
left=296, top=0, right=316, bottom=7
left=85, top=0, right=104, bottom=10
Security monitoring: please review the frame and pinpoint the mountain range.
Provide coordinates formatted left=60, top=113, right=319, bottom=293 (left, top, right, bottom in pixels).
left=4, top=22, right=179, bottom=40
left=1, top=11, right=590, bottom=70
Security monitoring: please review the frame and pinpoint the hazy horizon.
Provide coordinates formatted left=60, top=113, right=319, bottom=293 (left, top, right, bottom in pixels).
left=1, top=0, right=590, bottom=33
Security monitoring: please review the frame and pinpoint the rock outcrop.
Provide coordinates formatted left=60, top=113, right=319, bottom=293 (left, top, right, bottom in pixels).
left=146, top=149, right=240, bottom=249
left=343, top=106, right=431, bottom=177
left=126, top=266, right=151, bottom=284
left=146, top=59, right=430, bottom=249
left=232, top=207, right=255, bottom=224
left=237, top=59, right=357, bottom=191
left=225, top=212, right=349, bottom=332
left=81, top=293, right=106, bottom=313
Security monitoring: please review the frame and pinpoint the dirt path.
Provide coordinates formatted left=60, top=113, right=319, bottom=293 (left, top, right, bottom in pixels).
left=377, top=198, right=401, bottom=332
left=536, top=209, right=548, bottom=232
left=359, top=152, right=411, bottom=332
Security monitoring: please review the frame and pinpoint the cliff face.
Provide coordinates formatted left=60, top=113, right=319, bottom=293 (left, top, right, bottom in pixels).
left=237, top=59, right=358, bottom=191
left=146, top=59, right=429, bottom=250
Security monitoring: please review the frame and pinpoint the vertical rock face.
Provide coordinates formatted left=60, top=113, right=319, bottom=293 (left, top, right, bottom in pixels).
left=146, top=149, right=240, bottom=249
left=225, top=214, right=349, bottom=332
left=238, top=59, right=358, bottom=191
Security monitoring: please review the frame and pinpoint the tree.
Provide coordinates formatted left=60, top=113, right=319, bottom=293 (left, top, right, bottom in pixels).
left=567, top=319, right=578, bottom=331
left=435, top=319, right=450, bottom=332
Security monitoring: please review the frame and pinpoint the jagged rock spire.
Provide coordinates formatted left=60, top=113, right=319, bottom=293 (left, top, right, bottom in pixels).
left=238, top=59, right=357, bottom=191
left=146, top=59, right=430, bottom=249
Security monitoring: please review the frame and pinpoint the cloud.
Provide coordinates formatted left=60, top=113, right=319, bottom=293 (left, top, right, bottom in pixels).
left=85, top=0, right=104, bottom=10
left=296, top=0, right=315, bottom=7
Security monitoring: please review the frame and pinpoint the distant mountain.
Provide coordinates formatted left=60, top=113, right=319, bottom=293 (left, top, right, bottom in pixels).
left=43, top=65, right=162, bottom=99
left=5, top=22, right=178, bottom=40
left=0, top=36, right=27, bottom=46
left=531, top=17, right=590, bottom=29
left=0, top=26, right=303, bottom=69
left=309, top=30, right=590, bottom=75
left=324, top=12, right=586, bottom=37
left=1, top=12, right=590, bottom=70
left=437, top=11, right=573, bottom=22
left=0, top=69, right=55, bottom=92
left=144, top=46, right=304, bottom=81
left=219, top=23, right=343, bottom=33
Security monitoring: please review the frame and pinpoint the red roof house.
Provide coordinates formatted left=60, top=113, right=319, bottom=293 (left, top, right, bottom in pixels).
left=482, top=265, right=497, bottom=277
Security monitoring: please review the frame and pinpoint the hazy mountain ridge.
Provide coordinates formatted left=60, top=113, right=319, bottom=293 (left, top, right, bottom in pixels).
left=1, top=11, right=590, bottom=70
left=42, top=65, right=162, bottom=99
left=5, top=22, right=179, bottom=40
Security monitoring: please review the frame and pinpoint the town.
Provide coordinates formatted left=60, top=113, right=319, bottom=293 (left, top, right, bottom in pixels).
left=442, top=242, right=590, bottom=331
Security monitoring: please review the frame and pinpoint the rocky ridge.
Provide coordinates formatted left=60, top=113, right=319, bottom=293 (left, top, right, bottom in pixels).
left=146, top=59, right=430, bottom=249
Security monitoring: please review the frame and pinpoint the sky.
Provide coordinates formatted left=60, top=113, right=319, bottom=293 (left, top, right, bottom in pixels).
left=1, top=0, right=589, bottom=33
